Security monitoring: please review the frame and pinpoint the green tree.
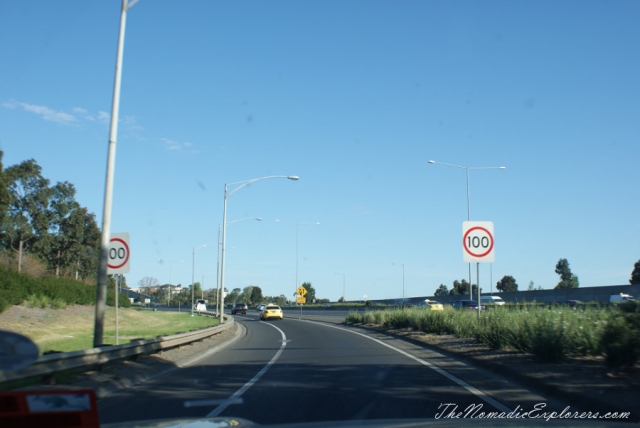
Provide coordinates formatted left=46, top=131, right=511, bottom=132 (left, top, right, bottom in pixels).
left=0, top=151, right=10, bottom=230
left=250, top=286, right=263, bottom=304
left=555, top=258, right=579, bottom=289
left=496, top=275, right=518, bottom=292
left=630, top=260, right=640, bottom=285
left=2, top=159, right=52, bottom=270
left=434, top=284, right=448, bottom=296
left=527, top=281, right=543, bottom=291
left=449, top=279, right=478, bottom=296
left=302, top=282, right=315, bottom=303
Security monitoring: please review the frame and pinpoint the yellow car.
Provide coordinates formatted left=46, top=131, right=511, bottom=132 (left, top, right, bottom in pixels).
left=417, top=299, right=444, bottom=311
left=260, top=304, right=283, bottom=320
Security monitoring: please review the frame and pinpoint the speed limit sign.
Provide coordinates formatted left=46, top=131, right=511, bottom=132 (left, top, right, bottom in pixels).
left=463, top=222, right=494, bottom=263
left=107, top=232, right=130, bottom=274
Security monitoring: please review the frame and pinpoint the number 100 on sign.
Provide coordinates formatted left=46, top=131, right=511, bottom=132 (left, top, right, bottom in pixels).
left=462, top=221, right=494, bottom=263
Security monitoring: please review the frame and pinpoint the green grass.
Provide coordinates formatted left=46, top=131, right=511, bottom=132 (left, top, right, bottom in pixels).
left=0, top=305, right=220, bottom=354
left=345, top=304, right=638, bottom=365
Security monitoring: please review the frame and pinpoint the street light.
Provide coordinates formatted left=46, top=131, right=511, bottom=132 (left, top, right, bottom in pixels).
left=158, top=258, right=183, bottom=306
left=220, top=175, right=298, bottom=323
left=217, top=218, right=262, bottom=319
left=192, top=243, right=211, bottom=317
left=94, top=0, right=141, bottom=348
left=392, top=263, right=405, bottom=307
left=428, top=160, right=505, bottom=299
left=276, top=220, right=320, bottom=295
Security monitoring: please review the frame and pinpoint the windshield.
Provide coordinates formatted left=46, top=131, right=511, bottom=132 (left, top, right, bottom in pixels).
left=1, top=1, right=638, bottom=427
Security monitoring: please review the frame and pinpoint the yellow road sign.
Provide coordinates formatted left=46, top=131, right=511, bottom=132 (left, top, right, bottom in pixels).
left=296, top=296, right=306, bottom=304
left=296, top=285, right=307, bottom=297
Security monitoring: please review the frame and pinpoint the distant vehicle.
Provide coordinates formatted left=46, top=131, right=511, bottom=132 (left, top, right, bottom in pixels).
left=610, top=293, right=636, bottom=303
left=452, top=300, right=486, bottom=310
left=193, top=299, right=207, bottom=312
left=260, top=304, right=283, bottom=320
left=232, top=302, right=248, bottom=315
left=417, top=299, right=444, bottom=311
left=257, top=304, right=266, bottom=312
left=480, top=296, right=505, bottom=306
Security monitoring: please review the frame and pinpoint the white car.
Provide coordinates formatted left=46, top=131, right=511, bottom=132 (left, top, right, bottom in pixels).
left=257, top=304, right=266, bottom=312
left=480, top=296, right=505, bottom=306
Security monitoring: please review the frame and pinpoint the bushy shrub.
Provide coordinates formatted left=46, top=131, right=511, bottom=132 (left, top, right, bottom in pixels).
left=600, top=309, right=640, bottom=368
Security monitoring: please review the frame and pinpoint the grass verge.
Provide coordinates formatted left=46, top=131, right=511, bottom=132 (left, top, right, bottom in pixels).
left=0, top=305, right=219, bottom=354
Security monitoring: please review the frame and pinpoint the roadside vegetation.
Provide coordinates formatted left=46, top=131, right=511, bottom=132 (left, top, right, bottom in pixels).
left=0, top=265, right=130, bottom=313
left=0, top=304, right=219, bottom=354
left=346, top=303, right=640, bottom=368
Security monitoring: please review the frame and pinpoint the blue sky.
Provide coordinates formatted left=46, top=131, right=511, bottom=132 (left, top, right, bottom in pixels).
left=1, top=0, right=638, bottom=301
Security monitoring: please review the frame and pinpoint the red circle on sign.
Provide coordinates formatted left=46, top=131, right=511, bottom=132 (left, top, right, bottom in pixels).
left=108, top=238, right=130, bottom=269
left=463, top=226, right=494, bottom=258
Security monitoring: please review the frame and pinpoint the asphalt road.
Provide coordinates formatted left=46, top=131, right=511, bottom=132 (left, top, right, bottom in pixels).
left=97, top=312, right=569, bottom=426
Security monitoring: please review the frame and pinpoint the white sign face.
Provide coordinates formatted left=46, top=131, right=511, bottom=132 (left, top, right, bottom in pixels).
left=107, top=232, right=130, bottom=274
left=463, top=221, right=494, bottom=263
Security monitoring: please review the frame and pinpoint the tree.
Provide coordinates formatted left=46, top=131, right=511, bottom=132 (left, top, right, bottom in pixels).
left=250, top=286, right=263, bottom=304
left=2, top=159, right=52, bottom=270
left=496, top=275, right=518, bottom=292
left=302, top=282, right=315, bottom=303
left=555, top=258, right=579, bottom=289
left=0, top=151, right=10, bottom=230
left=138, top=276, right=159, bottom=294
left=527, top=281, right=543, bottom=291
left=434, top=284, right=449, bottom=296
left=449, top=279, right=478, bottom=296
left=630, top=260, right=640, bottom=285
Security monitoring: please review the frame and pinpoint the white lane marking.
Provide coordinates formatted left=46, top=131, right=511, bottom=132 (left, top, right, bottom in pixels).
left=206, top=320, right=287, bottom=417
left=293, top=319, right=512, bottom=414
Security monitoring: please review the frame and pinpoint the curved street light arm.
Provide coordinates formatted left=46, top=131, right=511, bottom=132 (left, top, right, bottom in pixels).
left=227, top=175, right=299, bottom=197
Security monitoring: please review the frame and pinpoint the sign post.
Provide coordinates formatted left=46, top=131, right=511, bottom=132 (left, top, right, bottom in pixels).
left=108, top=233, right=130, bottom=346
left=296, top=285, right=307, bottom=319
left=463, top=222, right=494, bottom=319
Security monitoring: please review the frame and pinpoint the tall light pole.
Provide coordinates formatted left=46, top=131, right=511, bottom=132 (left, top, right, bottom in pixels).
left=220, top=176, right=298, bottom=323
left=276, top=220, right=320, bottom=296
left=428, top=160, right=505, bottom=299
left=192, top=243, right=210, bottom=317
left=94, top=0, right=141, bottom=347
left=217, top=218, right=262, bottom=319
left=392, top=263, right=405, bottom=307
left=158, top=259, right=183, bottom=306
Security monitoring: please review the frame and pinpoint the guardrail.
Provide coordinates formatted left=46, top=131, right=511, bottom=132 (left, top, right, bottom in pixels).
left=0, top=316, right=233, bottom=384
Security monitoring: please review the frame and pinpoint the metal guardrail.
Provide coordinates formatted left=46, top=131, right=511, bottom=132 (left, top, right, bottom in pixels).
left=0, top=316, right=233, bottom=384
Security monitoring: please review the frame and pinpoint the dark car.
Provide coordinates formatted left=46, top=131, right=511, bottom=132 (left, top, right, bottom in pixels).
left=452, top=300, right=486, bottom=310
left=231, top=302, right=247, bottom=315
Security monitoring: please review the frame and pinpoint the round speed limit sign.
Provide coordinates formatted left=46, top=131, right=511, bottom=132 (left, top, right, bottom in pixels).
left=462, top=222, right=494, bottom=263
left=107, top=232, right=130, bottom=274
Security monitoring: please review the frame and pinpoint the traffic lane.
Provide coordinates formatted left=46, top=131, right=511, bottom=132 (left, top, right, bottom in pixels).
left=217, top=316, right=520, bottom=425
left=97, top=317, right=281, bottom=425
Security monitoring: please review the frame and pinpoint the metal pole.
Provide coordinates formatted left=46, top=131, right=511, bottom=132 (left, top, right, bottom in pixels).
left=191, top=246, right=195, bottom=317
left=343, top=274, right=345, bottom=301
left=216, top=224, right=220, bottom=317
left=219, top=184, right=229, bottom=324
left=94, top=0, right=128, bottom=348
left=466, top=167, right=472, bottom=300
left=295, top=224, right=299, bottom=290
left=168, top=261, right=172, bottom=306
left=115, top=275, right=119, bottom=345
left=477, top=263, right=481, bottom=320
